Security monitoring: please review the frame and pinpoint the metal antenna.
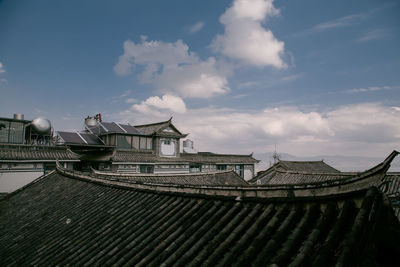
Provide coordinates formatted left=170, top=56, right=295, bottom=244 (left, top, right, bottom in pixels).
left=272, top=144, right=280, bottom=164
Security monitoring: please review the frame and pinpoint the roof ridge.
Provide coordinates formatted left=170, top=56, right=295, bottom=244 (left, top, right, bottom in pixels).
left=279, top=160, right=325, bottom=163
left=273, top=169, right=354, bottom=176
left=134, top=119, right=171, bottom=128
left=91, top=168, right=241, bottom=177
left=56, top=164, right=387, bottom=199
left=197, top=152, right=255, bottom=157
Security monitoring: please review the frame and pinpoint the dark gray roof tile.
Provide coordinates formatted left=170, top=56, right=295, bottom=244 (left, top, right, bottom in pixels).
left=92, top=169, right=248, bottom=186
left=112, top=150, right=258, bottom=164
left=0, top=144, right=79, bottom=161
left=0, top=171, right=398, bottom=266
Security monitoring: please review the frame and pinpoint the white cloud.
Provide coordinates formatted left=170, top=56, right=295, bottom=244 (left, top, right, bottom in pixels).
left=112, top=102, right=400, bottom=158
left=0, top=63, right=6, bottom=85
left=125, top=98, right=138, bottom=104
left=358, top=29, right=389, bottom=42
left=280, top=73, right=304, bottom=82
left=327, top=103, right=400, bottom=143
left=114, top=37, right=230, bottom=99
left=0, top=62, right=5, bottom=74
left=238, top=81, right=259, bottom=88
left=233, top=94, right=248, bottom=99
left=188, top=21, right=205, bottom=33
left=112, top=90, right=132, bottom=103
left=132, top=94, right=187, bottom=116
left=313, top=13, right=365, bottom=31
left=293, top=12, right=367, bottom=37
left=153, top=57, right=230, bottom=98
left=211, top=0, right=286, bottom=68
left=346, top=86, right=393, bottom=94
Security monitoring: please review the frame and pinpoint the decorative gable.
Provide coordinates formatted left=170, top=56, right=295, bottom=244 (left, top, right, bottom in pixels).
left=162, top=127, right=176, bottom=133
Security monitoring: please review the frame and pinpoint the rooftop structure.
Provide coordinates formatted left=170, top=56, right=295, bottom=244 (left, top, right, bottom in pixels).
left=0, top=151, right=399, bottom=266
left=252, top=160, right=342, bottom=185
left=57, top=115, right=259, bottom=180
left=251, top=153, right=400, bottom=221
left=0, top=114, right=80, bottom=193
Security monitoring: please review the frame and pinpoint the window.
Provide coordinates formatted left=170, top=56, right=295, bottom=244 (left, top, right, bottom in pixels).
left=0, top=120, right=9, bottom=143
left=160, top=138, right=176, bottom=156
left=140, top=137, right=147, bottom=149
left=116, top=135, right=131, bottom=149
left=189, top=163, right=202, bottom=173
left=217, top=165, right=227, bottom=171
left=140, top=165, right=154, bottom=173
left=137, top=137, right=152, bottom=150
left=132, top=136, right=139, bottom=149
left=235, top=165, right=244, bottom=178
left=146, top=138, right=152, bottom=149
left=0, top=120, right=25, bottom=144
left=10, top=121, right=24, bottom=143
left=107, top=134, right=116, bottom=146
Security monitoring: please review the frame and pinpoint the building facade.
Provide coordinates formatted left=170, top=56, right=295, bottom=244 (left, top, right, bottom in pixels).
left=0, top=114, right=79, bottom=193
left=57, top=116, right=259, bottom=180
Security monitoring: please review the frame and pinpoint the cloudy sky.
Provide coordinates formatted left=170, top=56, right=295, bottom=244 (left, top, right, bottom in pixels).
left=1, top=0, right=399, bottom=160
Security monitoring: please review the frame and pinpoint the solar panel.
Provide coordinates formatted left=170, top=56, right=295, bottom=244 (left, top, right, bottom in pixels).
left=80, top=133, right=104, bottom=145
left=101, top=122, right=125, bottom=133
left=58, top=132, right=86, bottom=144
left=119, top=124, right=142, bottom=135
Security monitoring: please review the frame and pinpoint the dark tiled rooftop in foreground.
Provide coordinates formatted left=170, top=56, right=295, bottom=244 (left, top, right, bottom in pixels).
left=381, top=173, right=400, bottom=220
left=1, top=169, right=399, bottom=266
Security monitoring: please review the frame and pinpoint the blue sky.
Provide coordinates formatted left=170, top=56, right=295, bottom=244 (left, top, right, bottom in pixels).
left=1, top=0, right=399, bottom=159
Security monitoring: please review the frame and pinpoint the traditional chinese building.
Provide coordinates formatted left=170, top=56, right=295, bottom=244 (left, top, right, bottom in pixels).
left=57, top=116, right=259, bottom=180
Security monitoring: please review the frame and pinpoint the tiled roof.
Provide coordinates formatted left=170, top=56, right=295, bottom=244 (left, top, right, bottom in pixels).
left=0, top=169, right=399, bottom=266
left=0, top=144, right=79, bottom=161
left=182, top=152, right=259, bottom=164
left=275, top=160, right=340, bottom=173
left=112, top=150, right=259, bottom=164
left=380, top=172, right=400, bottom=221
left=92, top=169, right=248, bottom=186
left=112, top=150, right=161, bottom=162
left=255, top=170, right=353, bottom=185
left=134, top=119, right=172, bottom=135
left=251, top=151, right=399, bottom=188
left=381, top=173, right=400, bottom=198
left=134, top=118, right=187, bottom=137
left=253, top=160, right=343, bottom=184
